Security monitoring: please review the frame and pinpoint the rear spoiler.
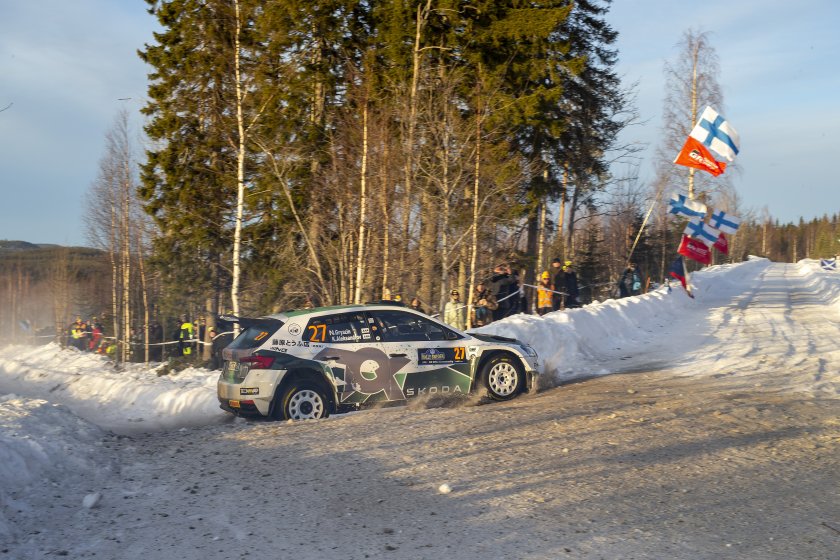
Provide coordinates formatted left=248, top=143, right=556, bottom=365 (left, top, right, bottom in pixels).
left=218, top=315, right=283, bottom=330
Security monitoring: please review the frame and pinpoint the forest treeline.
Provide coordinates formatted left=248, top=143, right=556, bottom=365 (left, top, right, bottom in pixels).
left=3, top=2, right=839, bottom=354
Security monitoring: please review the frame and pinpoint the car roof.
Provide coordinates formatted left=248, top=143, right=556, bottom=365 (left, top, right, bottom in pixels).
left=267, top=301, right=410, bottom=321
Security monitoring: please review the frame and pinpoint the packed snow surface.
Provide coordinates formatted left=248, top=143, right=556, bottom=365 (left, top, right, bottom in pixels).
left=1, top=258, right=838, bottom=558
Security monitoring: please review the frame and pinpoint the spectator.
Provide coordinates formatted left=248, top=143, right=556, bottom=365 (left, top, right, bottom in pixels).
left=196, top=316, right=207, bottom=348
left=129, top=327, right=143, bottom=362
left=513, top=267, right=528, bottom=314
left=618, top=263, right=642, bottom=298
left=69, top=317, right=86, bottom=351
left=490, top=264, right=517, bottom=319
left=208, top=327, right=224, bottom=370
left=537, top=271, right=553, bottom=316
left=409, top=297, right=426, bottom=314
left=550, top=258, right=565, bottom=310
left=563, top=261, right=581, bottom=308
left=88, top=318, right=103, bottom=352
left=472, top=282, right=498, bottom=326
left=443, top=289, right=466, bottom=331
left=80, top=318, right=91, bottom=351
left=149, top=321, right=163, bottom=362
left=177, top=315, right=195, bottom=357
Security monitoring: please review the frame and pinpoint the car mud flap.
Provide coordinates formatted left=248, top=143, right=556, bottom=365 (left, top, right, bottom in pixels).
left=526, top=371, right=539, bottom=393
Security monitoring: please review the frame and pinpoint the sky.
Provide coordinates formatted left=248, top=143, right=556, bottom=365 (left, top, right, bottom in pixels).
left=1, top=1, right=838, bottom=247
left=1, top=257, right=838, bottom=556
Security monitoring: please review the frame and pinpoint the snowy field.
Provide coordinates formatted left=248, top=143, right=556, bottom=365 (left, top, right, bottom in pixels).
left=1, top=258, right=838, bottom=558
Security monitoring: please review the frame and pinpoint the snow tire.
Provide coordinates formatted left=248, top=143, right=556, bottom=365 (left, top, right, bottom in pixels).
left=480, top=354, right=524, bottom=401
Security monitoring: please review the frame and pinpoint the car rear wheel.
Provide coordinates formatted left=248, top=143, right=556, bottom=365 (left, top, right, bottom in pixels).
left=480, top=355, right=524, bottom=401
left=277, top=382, right=330, bottom=420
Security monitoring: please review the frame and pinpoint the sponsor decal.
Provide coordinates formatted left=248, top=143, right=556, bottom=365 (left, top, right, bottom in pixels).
left=406, top=385, right=464, bottom=397
left=314, top=347, right=410, bottom=400
left=268, top=347, right=289, bottom=353
left=360, top=359, right=379, bottom=381
left=271, top=339, right=310, bottom=347
left=417, top=347, right=467, bottom=365
left=239, top=387, right=259, bottom=395
left=287, top=323, right=302, bottom=336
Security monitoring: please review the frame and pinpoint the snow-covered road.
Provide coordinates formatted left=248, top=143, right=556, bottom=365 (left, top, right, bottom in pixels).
left=1, top=259, right=838, bottom=559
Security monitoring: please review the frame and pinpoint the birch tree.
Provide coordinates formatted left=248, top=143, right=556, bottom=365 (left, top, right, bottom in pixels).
left=658, top=29, right=725, bottom=201
left=85, top=110, right=139, bottom=365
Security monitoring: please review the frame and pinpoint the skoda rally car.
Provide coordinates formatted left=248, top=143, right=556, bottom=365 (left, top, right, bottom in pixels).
left=217, top=302, right=540, bottom=420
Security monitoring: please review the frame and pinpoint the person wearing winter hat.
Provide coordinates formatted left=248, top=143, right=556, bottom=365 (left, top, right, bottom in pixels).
left=537, top=270, right=554, bottom=316
left=443, top=289, right=466, bottom=330
left=551, top=258, right=566, bottom=310
left=563, top=260, right=580, bottom=308
left=472, top=281, right=498, bottom=326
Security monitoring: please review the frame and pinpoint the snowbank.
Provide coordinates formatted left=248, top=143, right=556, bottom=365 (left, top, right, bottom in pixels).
left=0, top=343, right=230, bottom=436
left=479, top=257, right=776, bottom=383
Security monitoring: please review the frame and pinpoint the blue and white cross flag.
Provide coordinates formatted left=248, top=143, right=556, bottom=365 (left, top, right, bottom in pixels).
left=709, top=209, right=741, bottom=235
left=820, top=258, right=837, bottom=271
left=668, top=193, right=707, bottom=219
left=689, top=106, right=741, bottom=162
left=684, top=217, right=721, bottom=247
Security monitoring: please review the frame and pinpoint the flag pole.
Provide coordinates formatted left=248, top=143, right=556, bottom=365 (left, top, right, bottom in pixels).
left=681, top=253, right=694, bottom=298
left=627, top=184, right=666, bottom=265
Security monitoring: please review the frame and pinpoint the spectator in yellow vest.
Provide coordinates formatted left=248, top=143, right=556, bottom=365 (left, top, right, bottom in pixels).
left=537, top=271, right=553, bottom=316
left=178, top=316, right=195, bottom=357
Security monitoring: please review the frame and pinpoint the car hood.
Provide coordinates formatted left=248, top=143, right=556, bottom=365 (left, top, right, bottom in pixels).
left=467, top=332, right=525, bottom=346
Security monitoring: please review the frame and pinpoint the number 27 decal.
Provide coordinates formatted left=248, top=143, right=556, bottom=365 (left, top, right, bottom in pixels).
left=307, top=324, right=327, bottom=342
left=453, top=347, right=466, bottom=361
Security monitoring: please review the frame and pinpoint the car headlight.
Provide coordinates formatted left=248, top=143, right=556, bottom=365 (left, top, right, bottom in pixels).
left=519, top=345, right=537, bottom=357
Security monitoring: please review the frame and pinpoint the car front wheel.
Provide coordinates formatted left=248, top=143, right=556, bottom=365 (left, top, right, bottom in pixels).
left=480, top=355, right=524, bottom=401
left=277, top=382, right=330, bottom=420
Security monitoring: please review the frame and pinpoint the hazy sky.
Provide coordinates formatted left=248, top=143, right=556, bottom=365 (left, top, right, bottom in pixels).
left=1, top=1, right=838, bottom=246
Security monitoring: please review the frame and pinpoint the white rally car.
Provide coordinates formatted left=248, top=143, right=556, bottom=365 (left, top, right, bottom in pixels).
left=217, top=302, right=540, bottom=420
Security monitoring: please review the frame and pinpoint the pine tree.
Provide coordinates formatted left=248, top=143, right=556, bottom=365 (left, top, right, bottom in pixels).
left=139, top=0, right=241, bottom=314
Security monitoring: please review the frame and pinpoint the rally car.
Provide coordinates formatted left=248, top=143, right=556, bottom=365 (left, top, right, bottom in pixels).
left=217, top=302, right=540, bottom=420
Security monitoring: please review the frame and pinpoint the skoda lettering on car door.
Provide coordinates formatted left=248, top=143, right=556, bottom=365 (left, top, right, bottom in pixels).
left=217, top=302, right=541, bottom=421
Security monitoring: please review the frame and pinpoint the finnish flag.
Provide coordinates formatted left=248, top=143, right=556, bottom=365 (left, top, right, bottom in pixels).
left=709, top=209, right=741, bottom=235
left=689, top=106, right=740, bottom=162
left=668, top=193, right=707, bottom=219
left=684, top=217, right=721, bottom=247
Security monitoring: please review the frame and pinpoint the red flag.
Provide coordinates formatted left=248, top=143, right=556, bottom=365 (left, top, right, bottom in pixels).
left=714, top=232, right=729, bottom=254
left=678, top=234, right=711, bottom=265
left=674, top=136, right=727, bottom=177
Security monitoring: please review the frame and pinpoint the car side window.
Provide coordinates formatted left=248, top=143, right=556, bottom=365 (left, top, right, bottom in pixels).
left=304, top=312, right=370, bottom=344
left=370, top=310, right=454, bottom=342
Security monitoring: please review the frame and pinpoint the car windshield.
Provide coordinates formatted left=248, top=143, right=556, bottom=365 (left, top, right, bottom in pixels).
left=226, top=319, right=283, bottom=350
